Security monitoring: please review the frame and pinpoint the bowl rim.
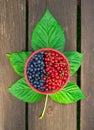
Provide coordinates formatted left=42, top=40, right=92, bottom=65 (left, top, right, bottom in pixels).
left=24, top=48, right=70, bottom=95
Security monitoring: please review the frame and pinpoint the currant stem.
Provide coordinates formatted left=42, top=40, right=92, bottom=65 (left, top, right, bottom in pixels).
left=39, top=94, right=49, bottom=119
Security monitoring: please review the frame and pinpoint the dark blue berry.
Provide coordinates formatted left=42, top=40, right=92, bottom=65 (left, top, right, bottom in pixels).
left=37, top=60, right=41, bottom=64
left=40, top=51, right=44, bottom=55
left=37, top=68, right=41, bottom=71
left=34, top=68, right=37, bottom=71
left=35, top=57, right=38, bottom=60
left=34, top=84, right=37, bottom=88
left=28, top=75, right=32, bottom=79
left=35, top=74, right=39, bottom=77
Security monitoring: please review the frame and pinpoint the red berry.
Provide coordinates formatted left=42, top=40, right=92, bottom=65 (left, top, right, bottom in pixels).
left=51, top=56, right=55, bottom=60
left=46, top=68, right=49, bottom=72
left=51, top=51, right=54, bottom=55
left=58, top=79, right=62, bottom=83
left=60, top=67, right=63, bottom=71
left=63, top=76, right=67, bottom=81
left=55, top=72, right=59, bottom=76
left=46, top=88, right=49, bottom=91
left=52, top=86, right=56, bottom=90
left=64, top=72, right=68, bottom=76
left=62, top=80, right=65, bottom=85
left=54, top=64, right=58, bottom=68
left=56, top=53, right=59, bottom=57
left=45, top=61, right=48, bottom=65
left=51, top=73, right=55, bottom=78
left=48, top=82, right=52, bottom=85
left=45, top=58, right=50, bottom=62
left=57, top=66, right=61, bottom=70
left=60, top=64, right=63, bottom=67
left=56, top=76, right=60, bottom=79
left=49, top=62, right=53, bottom=66
left=43, top=77, right=46, bottom=80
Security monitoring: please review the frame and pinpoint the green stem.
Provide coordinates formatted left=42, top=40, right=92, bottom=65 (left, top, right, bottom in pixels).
left=39, top=95, right=49, bottom=119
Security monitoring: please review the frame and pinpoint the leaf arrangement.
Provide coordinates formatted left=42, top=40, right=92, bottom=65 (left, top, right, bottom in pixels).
left=7, top=9, right=85, bottom=119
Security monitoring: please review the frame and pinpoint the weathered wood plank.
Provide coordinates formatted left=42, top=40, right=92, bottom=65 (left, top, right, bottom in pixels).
left=28, top=0, right=77, bottom=130
left=28, top=0, right=47, bottom=50
left=28, top=1, right=47, bottom=130
left=0, top=0, right=26, bottom=130
left=81, top=1, right=94, bottom=130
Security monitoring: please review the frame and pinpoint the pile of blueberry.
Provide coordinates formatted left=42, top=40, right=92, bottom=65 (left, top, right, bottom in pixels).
left=26, top=49, right=70, bottom=94
left=26, top=51, right=46, bottom=92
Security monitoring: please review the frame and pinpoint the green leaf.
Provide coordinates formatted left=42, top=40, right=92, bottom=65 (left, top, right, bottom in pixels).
left=7, top=78, right=44, bottom=103
left=32, top=9, right=65, bottom=52
left=6, top=51, right=31, bottom=76
left=50, top=81, right=85, bottom=104
left=64, top=51, right=83, bottom=75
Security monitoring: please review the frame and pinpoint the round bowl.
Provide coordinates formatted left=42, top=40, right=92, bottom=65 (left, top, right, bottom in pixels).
left=24, top=48, right=70, bottom=95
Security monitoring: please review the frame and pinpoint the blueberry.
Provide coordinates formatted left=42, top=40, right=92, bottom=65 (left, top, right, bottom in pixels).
left=34, top=54, right=37, bottom=57
left=33, top=80, right=37, bottom=84
left=30, top=68, right=33, bottom=72
left=30, top=64, right=33, bottom=68
left=37, top=68, right=41, bottom=71
left=29, top=59, right=33, bottom=62
left=35, top=74, right=39, bottom=77
left=33, top=62, right=37, bottom=65
left=36, top=82, right=39, bottom=85
left=34, top=76, right=38, bottom=79
left=37, top=76, right=41, bottom=80
left=30, top=79, right=34, bottom=83
left=32, top=74, right=35, bottom=78
left=37, top=87, right=41, bottom=90
left=37, top=60, right=41, bottom=64
left=37, top=64, right=41, bottom=67
left=28, top=75, right=32, bottom=79
left=40, top=66, right=44, bottom=70
left=32, top=56, right=35, bottom=60
left=34, top=64, right=37, bottom=67
left=40, top=51, right=44, bottom=55
left=40, top=74, right=44, bottom=78
left=34, top=68, right=37, bottom=71
left=40, top=61, right=44, bottom=65
left=39, top=79, right=45, bottom=84
left=27, top=70, right=30, bottom=74
left=40, top=82, right=44, bottom=86
left=38, top=55, right=41, bottom=58
left=34, top=84, right=37, bottom=88
left=41, top=79, right=45, bottom=82
left=35, top=57, right=38, bottom=61
left=27, top=67, right=31, bottom=71
left=42, top=69, right=46, bottom=73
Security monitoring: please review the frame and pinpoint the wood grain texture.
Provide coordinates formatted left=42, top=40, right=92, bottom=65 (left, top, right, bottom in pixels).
left=28, top=0, right=47, bottom=50
left=28, top=0, right=77, bottom=130
left=0, top=0, right=26, bottom=130
left=81, top=1, right=94, bottom=130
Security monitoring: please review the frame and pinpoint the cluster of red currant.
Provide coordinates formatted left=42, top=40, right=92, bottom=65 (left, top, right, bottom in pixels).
left=42, top=50, right=70, bottom=93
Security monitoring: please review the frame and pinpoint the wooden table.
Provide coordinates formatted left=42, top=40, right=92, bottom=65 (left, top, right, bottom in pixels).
left=0, top=0, right=94, bottom=130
